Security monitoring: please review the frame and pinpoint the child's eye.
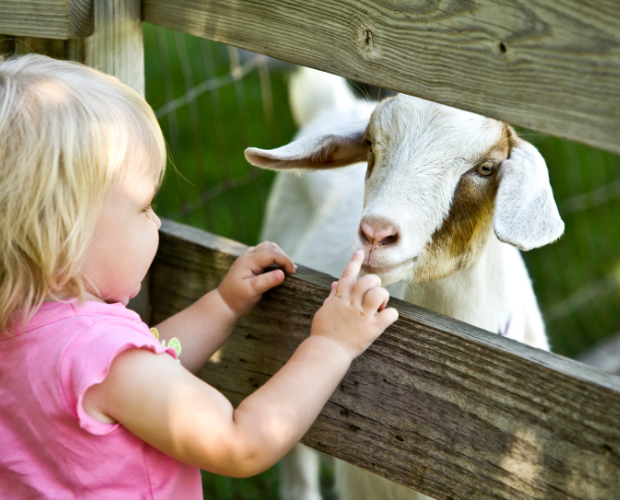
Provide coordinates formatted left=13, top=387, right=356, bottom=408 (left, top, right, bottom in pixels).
left=144, top=203, right=156, bottom=213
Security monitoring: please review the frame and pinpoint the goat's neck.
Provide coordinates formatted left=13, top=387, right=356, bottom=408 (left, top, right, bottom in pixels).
left=404, top=235, right=521, bottom=334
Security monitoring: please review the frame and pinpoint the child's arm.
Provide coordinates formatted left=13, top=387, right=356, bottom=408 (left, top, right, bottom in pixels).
left=83, top=251, right=398, bottom=477
left=153, top=242, right=296, bottom=372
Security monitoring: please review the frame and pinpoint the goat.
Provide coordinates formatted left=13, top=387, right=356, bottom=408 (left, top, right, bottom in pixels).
left=246, top=67, right=564, bottom=500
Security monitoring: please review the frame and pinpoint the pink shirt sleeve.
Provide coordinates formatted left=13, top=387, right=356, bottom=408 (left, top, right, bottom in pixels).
left=60, top=317, right=178, bottom=436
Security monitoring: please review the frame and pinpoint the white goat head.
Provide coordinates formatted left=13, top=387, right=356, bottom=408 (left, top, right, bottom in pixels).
left=246, top=95, right=564, bottom=286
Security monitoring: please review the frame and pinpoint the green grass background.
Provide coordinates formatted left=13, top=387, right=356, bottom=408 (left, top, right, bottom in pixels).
left=144, top=23, right=620, bottom=498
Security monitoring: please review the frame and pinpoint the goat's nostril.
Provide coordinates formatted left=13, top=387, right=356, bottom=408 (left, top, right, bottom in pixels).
left=360, top=221, right=399, bottom=247
left=379, top=232, right=399, bottom=246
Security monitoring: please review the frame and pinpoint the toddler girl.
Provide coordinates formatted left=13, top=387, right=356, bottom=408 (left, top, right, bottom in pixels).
left=0, top=54, right=398, bottom=498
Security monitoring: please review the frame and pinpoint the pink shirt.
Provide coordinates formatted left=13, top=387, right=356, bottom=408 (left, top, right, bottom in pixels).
left=0, top=300, right=202, bottom=499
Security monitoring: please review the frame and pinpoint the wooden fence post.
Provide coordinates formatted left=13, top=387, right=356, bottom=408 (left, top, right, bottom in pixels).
left=84, top=0, right=144, bottom=96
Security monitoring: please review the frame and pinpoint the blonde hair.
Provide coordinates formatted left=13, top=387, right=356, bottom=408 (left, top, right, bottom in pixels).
left=0, top=54, right=166, bottom=333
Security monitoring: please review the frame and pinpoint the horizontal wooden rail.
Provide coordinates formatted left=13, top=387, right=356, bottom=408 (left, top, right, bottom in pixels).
left=0, top=0, right=93, bottom=39
left=144, top=0, right=620, bottom=155
left=151, top=219, right=620, bottom=500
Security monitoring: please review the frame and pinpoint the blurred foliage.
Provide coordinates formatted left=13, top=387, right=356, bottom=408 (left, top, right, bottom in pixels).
left=144, top=21, right=620, bottom=499
left=199, top=460, right=336, bottom=500
left=200, top=467, right=279, bottom=500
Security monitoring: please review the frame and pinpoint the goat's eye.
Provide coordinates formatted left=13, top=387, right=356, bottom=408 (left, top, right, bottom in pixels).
left=476, top=161, right=496, bottom=177
left=365, top=139, right=372, bottom=148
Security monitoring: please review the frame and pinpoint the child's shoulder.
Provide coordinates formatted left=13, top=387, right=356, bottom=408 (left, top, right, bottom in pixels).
left=39, top=300, right=154, bottom=349
left=1, top=300, right=176, bottom=388
left=9, top=300, right=156, bottom=362
left=29, top=299, right=144, bottom=334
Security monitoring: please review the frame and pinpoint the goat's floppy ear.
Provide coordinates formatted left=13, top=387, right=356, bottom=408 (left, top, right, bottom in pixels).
left=493, top=139, right=564, bottom=251
left=245, top=120, right=368, bottom=171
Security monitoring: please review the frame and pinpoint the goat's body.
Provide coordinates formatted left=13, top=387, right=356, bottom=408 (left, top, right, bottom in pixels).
left=407, top=235, right=547, bottom=349
left=263, top=167, right=546, bottom=500
left=260, top=68, right=550, bottom=500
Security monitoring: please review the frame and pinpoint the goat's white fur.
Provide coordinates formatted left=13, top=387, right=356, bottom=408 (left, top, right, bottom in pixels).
left=250, top=67, right=563, bottom=500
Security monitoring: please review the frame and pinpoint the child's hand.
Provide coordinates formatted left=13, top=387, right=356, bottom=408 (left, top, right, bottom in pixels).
left=310, top=250, right=398, bottom=360
left=218, top=242, right=297, bottom=317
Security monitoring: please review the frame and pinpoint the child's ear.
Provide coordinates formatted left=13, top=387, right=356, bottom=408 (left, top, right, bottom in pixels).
left=245, top=120, right=369, bottom=171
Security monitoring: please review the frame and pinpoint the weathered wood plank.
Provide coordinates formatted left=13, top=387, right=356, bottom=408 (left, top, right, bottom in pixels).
left=84, top=0, right=144, bottom=96
left=0, top=0, right=93, bottom=39
left=1, top=0, right=143, bottom=96
left=151, top=219, right=620, bottom=500
left=144, top=0, right=620, bottom=155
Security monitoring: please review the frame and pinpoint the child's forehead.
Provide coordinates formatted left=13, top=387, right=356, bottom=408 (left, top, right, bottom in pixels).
left=112, top=166, right=160, bottom=205
left=115, top=132, right=165, bottom=183
left=117, top=160, right=162, bottom=190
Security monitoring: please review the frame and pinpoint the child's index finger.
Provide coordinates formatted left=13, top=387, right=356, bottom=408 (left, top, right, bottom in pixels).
left=336, top=250, right=364, bottom=295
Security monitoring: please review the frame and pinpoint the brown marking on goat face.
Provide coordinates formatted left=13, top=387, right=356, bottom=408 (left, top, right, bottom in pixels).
left=475, top=121, right=515, bottom=164
left=413, top=122, right=514, bottom=282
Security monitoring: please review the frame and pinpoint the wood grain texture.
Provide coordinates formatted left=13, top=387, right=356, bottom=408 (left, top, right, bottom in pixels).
left=0, top=0, right=142, bottom=95
left=0, top=0, right=93, bottom=39
left=144, top=0, right=620, bottom=155
left=151, top=219, right=620, bottom=500
left=84, top=0, right=144, bottom=96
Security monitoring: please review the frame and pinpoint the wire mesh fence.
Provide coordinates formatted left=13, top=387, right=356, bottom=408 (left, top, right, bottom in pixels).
left=144, top=24, right=297, bottom=247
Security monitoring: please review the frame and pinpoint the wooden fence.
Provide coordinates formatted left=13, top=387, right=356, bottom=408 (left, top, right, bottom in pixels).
left=1, top=1, right=620, bottom=499
left=151, top=220, right=620, bottom=500
left=142, top=0, right=620, bottom=155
